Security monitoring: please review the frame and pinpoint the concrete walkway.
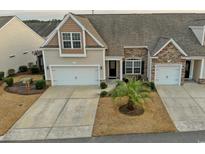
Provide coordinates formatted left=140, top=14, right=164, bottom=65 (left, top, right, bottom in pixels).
left=157, top=82, right=205, bottom=132
left=2, top=86, right=100, bottom=141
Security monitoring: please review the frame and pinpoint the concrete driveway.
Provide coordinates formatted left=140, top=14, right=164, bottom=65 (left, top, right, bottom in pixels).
left=157, top=82, right=205, bottom=132
left=2, top=86, right=100, bottom=141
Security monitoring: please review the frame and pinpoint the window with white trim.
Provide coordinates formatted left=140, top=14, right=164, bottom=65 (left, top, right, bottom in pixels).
left=61, top=32, right=81, bottom=49
left=125, top=58, right=142, bottom=74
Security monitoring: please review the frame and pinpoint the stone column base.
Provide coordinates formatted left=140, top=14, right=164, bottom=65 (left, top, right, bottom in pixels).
left=198, top=79, right=205, bottom=84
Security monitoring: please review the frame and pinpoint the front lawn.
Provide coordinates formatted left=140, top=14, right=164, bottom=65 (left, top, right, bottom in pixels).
left=0, top=75, right=43, bottom=136
left=93, top=80, right=176, bottom=136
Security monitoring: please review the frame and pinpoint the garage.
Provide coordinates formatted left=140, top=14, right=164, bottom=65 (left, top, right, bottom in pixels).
left=155, top=64, right=182, bottom=85
left=50, top=65, right=100, bottom=86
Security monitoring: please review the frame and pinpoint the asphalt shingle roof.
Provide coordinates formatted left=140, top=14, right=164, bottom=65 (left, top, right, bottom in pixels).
left=25, top=13, right=205, bottom=56
left=0, top=16, right=14, bottom=29
left=24, top=20, right=61, bottom=38
left=152, top=37, right=171, bottom=55
left=74, top=15, right=107, bottom=48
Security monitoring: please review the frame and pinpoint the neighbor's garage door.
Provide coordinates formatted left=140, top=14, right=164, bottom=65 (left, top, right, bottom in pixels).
left=50, top=65, right=99, bottom=86
left=155, top=64, right=181, bottom=85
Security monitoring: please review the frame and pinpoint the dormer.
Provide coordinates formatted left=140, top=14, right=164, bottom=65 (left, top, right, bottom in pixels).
left=189, top=26, right=205, bottom=46
left=42, top=13, right=107, bottom=57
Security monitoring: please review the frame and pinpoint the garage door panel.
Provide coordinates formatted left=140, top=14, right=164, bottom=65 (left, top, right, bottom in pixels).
left=51, top=66, right=99, bottom=86
left=155, top=65, right=181, bottom=85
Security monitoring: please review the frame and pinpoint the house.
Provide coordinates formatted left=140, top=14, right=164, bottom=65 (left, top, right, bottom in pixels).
left=40, top=13, right=205, bottom=86
left=0, top=16, right=45, bottom=76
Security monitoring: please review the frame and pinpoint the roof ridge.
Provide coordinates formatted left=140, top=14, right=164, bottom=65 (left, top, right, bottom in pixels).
left=0, top=15, right=15, bottom=18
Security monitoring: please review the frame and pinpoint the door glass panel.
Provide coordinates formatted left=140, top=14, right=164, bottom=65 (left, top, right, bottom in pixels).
left=110, top=61, right=116, bottom=69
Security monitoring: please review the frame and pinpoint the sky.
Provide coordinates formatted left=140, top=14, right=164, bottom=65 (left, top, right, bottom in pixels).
left=1, top=10, right=205, bottom=20
left=0, top=10, right=140, bottom=20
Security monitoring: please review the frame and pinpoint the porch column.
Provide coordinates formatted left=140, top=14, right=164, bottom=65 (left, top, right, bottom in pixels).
left=200, top=58, right=205, bottom=79
left=120, top=59, right=123, bottom=80
left=189, top=60, right=194, bottom=80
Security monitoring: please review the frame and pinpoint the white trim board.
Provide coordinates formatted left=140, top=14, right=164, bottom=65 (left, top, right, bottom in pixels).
left=124, top=46, right=148, bottom=49
left=105, top=56, right=123, bottom=61
left=153, top=38, right=188, bottom=57
left=0, top=16, right=15, bottom=32
left=42, top=50, right=47, bottom=80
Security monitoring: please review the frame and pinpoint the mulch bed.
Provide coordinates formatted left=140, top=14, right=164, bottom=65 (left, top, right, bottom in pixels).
left=0, top=86, right=41, bottom=135
left=0, top=81, right=3, bottom=86
left=4, top=83, right=47, bottom=95
left=93, top=92, right=176, bottom=136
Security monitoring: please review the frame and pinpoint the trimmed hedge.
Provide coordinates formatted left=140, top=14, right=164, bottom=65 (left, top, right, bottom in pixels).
left=35, top=80, right=46, bottom=90
left=19, top=65, right=28, bottom=72
left=0, top=72, right=4, bottom=80
left=100, top=82, right=107, bottom=89
left=100, top=91, right=108, bottom=97
left=8, top=69, right=15, bottom=76
left=31, top=65, right=40, bottom=74
left=4, top=77, right=14, bottom=87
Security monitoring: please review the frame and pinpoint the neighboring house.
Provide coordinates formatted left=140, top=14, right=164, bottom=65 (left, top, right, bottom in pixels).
left=40, top=13, right=205, bottom=86
left=0, top=16, right=45, bottom=76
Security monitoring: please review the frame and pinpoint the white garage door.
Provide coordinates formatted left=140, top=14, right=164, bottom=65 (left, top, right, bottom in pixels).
left=155, top=64, right=181, bottom=85
left=50, top=65, right=99, bottom=86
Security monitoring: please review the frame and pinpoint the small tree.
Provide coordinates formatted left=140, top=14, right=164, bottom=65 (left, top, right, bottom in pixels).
left=112, top=80, right=150, bottom=111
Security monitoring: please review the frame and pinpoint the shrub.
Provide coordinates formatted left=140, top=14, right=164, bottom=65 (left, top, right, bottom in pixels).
left=136, top=75, right=142, bottom=81
left=149, top=82, right=156, bottom=91
left=100, top=91, right=108, bottom=97
left=4, top=77, right=14, bottom=87
left=143, top=81, right=156, bottom=91
left=122, top=77, right=129, bottom=83
left=8, top=69, right=15, bottom=76
left=100, top=82, right=107, bottom=89
left=0, top=72, right=4, bottom=80
left=28, top=62, right=34, bottom=69
left=19, top=65, right=28, bottom=72
left=35, top=80, right=46, bottom=90
left=31, top=65, right=40, bottom=74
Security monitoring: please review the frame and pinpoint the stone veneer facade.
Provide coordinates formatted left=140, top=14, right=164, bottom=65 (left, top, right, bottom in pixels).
left=151, top=42, right=186, bottom=85
left=124, top=48, right=148, bottom=79
left=198, top=79, right=205, bottom=84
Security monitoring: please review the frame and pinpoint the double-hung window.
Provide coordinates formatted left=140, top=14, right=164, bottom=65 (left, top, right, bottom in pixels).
left=125, top=58, right=142, bottom=74
left=62, top=32, right=81, bottom=49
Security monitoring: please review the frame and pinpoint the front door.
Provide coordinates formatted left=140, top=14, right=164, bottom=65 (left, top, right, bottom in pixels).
left=185, top=60, right=191, bottom=78
left=109, top=61, right=116, bottom=78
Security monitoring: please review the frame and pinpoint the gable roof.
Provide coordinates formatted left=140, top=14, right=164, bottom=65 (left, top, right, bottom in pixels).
left=189, top=26, right=205, bottom=45
left=73, top=15, right=107, bottom=48
left=28, top=13, right=205, bottom=56
left=153, top=37, right=188, bottom=56
left=0, top=16, right=14, bottom=29
left=42, top=13, right=107, bottom=48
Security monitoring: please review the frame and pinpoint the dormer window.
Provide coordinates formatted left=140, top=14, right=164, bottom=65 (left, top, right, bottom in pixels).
left=61, top=32, right=81, bottom=49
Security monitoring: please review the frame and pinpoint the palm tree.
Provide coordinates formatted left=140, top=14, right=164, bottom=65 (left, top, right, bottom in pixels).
left=111, top=80, right=150, bottom=111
